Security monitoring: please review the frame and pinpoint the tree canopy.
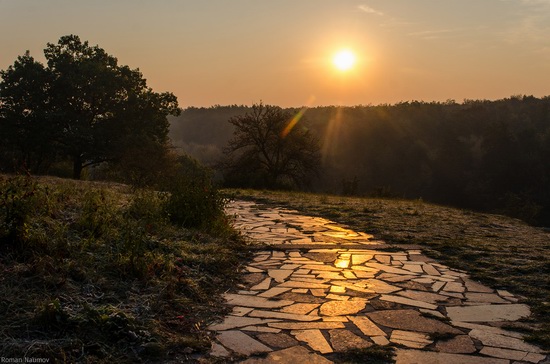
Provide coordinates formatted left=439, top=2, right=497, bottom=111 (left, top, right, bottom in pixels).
left=219, top=103, right=321, bottom=189
left=0, top=35, right=180, bottom=179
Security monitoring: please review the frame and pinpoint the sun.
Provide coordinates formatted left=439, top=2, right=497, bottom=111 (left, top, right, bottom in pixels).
left=333, top=49, right=356, bottom=71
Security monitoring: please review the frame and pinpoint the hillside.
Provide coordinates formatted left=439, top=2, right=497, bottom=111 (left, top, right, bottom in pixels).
left=0, top=175, right=249, bottom=363
left=229, top=188, right=550, bottom=349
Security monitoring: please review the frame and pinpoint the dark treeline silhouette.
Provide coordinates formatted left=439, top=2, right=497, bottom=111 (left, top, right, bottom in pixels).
left=170, top=96, right=550, bottom=226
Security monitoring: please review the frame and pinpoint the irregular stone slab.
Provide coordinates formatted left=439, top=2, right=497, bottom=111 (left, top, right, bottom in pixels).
left=258, top=287, right=292, bottom=298
left=446, top=304, right=531, bottom=322
left=390, top=330, right=432, bottom=348
left=257, top=333, right=299, bottom=349
left=278, top=281, right=330, bottom=289
left=422, top=263, right=441, bottom=276
left=240, top=345, right=334, bottom=364
left=443, top=282, right=465, bottom=293
left=279, top=292, right=325, bottom=304
left=435, top=335, right=476, bottom=354
left=251, top=277, right=272, bottom=290
left=310, top=289, right=326, bottom=297
left=463, top=278, right=494, bottom=293
left=464, top=292, right=508, bottom=304
left=469, top=328, right=543, bottom=353
left=232, top=306, right=254, bottom=317
left=268, top=321, right=345, bottom=330
left=379, top=294, right=438, bottom=310
left=320, top=300, right=367, bottom=316
left=451, top=321, right=524, bottom=338
left=242, top=326, right=282, bottom=333
left=396, top=289, right=449, bottom=304
left=223, top=293, right=294, bottom=308
left=351, top=254, right=373, bottom=265
left=217, top=330, right=272, bottom=356
left=367, top=309, right=462, bottom=334
left=349, top=316, right=386, bottom=337
left=210, top=342, right=230, bottom=357
left=372, top=336, right=390, bottom=346
left=480, top=346, right=546, bottom=363
left=329, top=329, right=372, bottom=352
left=249, top=309, right=321, bottom=322
left=209, top=315, right=281, bottom=330
left=366, top=262, right=419, bottom=275
left=268, top=269, right=293, bottom=283
left=395, top=349, right=509, bottom=364
left=292, top=329, right=333, bottom=354
left=280, top=303, right=320, bottom=315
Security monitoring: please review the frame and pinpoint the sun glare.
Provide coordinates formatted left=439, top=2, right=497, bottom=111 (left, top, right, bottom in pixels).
left=333, top=49, right=356, bottom=71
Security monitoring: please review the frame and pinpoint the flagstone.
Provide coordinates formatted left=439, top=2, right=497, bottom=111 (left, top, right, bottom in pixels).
left=232, top=307, right=254, bottom=317
left=380, top=274, right=419, bottom=282
left=390, top=330, right=432, bottom=348
left=464, top=292, right=508, bottom=304
left=292, top=289, right=308, bottom=294
left=451, top=321, right=524, bottom=338
left=432, top=281, right=446, bottom=292
left=411, top=277, right=435, bottom=284
left=374, top=255, right=391, bottom=264
left=268, top=321, right=345, bottom=330
left=210, top=342, right=230, bottom=357
left=349, top=316, right=386, bottom=337
left=240, top=345, right=334, bottom=364
left=446, top=304, right=531, bottom=322
left=367, top=309, right=462, bottom=334
left=223, top=293, right=294, bottom=308
left=323, top=316, right=348, bottom=322
left=292, top=329, right=333, bottom=354
left=238, top=290, right=260, bottom=295
left=435, top=335, right=476, bottom=354
left=242, top=326, right=282, bottom=333
left=279, top=292, right=325, bottom=303
left=320, top=299, right=367, bottom=316
left=366, top=262, right=419, bottom=275
left=469, top=328, right=543, bottom=353
left=372, top=336, right=390, bottom=346
left=329, top=329, right=372, bottom=352
left=422, top=264, right=441, bottom=276
left=256, top=333, right=299, bottom=349
left=419, top=308, right=445, bottom=318
left=310, top=289, right=327, bottom=297
left=401, top=264, right=424, bottom=273
left=343, top=271, right=357, bottom=279
left=251, top=277, right=272, bottom=290
left=463, top=279, right=493, bottom=293
left=258, top=287, right=292, bottom=298
left=280, top=303, right=320, bottom=315
left=480, top=346, right=545, bottom=363
left=278, top=281, right=330, bottom=289
left=351, top=254, right=373, bottom=265
left=439, top=291, right=464, bottom=299
left=325, top=294, right=350, bottom=301
left=396, top=289, right=449, bottom=304
left=209, top=315, right=282, bottom=331
left=442, top=282, right=465, bottom=293
left=246, top=266, right=265, bottom=273
left=380, top=295, right=438, bottom=310
left=250, top=309, right=321, bottom=321
left=216, top=330, right=272, bottom=356
left=302, top=264, right=341, bottom=271
left=394, top=349, right=509, bottom=364
left=496, top=289, right=513, bottom=297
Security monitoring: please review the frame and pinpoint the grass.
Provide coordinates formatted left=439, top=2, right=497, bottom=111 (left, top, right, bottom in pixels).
left=0, top=175, right=250, bottom=363
left=227, top=188, right=550, bottom=349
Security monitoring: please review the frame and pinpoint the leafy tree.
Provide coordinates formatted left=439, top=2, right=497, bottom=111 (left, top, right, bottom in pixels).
left=0, top=35, right=180, bottom=179
left=220, top=103, right=320, bottom=189
left=0, top=52, right=54, bottom=173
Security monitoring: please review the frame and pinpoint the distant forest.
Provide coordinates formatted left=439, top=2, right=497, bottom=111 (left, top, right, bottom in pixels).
left=170, top=96, right=550, bottom=226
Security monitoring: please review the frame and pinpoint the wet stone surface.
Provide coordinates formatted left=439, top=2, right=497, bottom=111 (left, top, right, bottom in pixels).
left=206, top=200, right=548, bottom=363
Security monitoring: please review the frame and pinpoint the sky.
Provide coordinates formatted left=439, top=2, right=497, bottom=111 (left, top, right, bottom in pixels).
left=1, top=0, right=549, bottom=108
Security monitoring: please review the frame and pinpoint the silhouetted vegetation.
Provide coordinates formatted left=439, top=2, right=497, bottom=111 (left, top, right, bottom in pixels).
left=218, top=103, right=321, bottom=189
left=0, top=35, right=180, bottom=179
left=170, top=96, right=550, bottom=225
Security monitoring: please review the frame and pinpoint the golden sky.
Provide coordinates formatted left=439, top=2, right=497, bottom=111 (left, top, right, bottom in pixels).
left=1, top=0, right=549, bottom=107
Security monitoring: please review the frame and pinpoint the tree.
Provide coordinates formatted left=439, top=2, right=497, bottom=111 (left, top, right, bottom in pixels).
left=0, top=35, right=180, bottom=179
left=0, top=52, right=55, bottom=173
left=220, top=103, right=320, bottom=189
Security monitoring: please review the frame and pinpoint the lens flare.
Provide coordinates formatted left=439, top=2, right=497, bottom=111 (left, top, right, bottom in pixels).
left=333, top=50, right=356, bottom=71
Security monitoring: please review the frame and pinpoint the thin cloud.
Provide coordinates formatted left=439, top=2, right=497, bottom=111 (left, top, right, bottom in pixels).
left=357, top=4, right=384, bottom=16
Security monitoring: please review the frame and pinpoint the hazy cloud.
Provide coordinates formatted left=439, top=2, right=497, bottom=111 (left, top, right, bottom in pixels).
left=358, top=4, right=384, bottom=16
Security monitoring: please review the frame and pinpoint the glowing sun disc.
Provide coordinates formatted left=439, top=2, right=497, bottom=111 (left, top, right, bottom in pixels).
left=333, top=50, right=356, bottom=71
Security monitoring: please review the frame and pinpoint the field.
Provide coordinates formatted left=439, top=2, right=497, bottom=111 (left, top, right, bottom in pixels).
left=229, top=188, right=550, bottom=349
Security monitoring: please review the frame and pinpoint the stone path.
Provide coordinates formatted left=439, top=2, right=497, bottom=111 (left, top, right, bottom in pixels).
left=206, top=200, right=548, bottom=363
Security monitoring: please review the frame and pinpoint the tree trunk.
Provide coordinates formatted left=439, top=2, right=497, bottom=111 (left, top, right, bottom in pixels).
left=73, top=155, right=83, bottom=180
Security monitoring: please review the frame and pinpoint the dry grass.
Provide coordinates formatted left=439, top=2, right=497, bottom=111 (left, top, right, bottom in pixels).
left=0, top=175, right=250, bottom=363
left=228, top=189, right=550, bottom=349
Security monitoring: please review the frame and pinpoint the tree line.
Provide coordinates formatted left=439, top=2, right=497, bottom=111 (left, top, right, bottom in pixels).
left=171, top=97, right=550, bottom=226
